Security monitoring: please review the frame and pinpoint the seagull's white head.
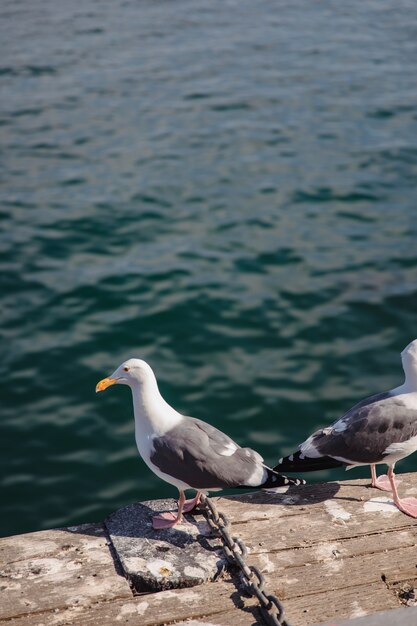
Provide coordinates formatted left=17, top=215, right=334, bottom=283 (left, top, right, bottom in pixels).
left=96, top=358, right=155, bottom=392
left=401, top=339, right=417, bottom=383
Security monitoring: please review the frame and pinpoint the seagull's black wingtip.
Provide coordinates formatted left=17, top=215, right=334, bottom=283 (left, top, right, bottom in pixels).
left=261, top=469, right=306, bottom=489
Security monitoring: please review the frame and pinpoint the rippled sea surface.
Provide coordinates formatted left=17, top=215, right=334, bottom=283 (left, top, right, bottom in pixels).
left=1, top=0, right=417, bottom=537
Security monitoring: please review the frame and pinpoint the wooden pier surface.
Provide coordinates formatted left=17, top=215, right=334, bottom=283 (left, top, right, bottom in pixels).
left=1, top=473, right=417, bottom=625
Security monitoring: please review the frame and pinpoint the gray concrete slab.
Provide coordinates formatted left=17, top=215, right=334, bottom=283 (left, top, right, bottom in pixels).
left=105, top=497, right=226, bottom=592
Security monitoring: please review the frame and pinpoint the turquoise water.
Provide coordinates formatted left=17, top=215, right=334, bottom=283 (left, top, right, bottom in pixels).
left=1, top=0, right=417, bottom=538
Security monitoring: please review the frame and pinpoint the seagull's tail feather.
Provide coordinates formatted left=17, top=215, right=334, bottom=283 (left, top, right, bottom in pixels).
left=260, top=467, right=305, bottom=489
left=274, top=450, right=344, bottom=473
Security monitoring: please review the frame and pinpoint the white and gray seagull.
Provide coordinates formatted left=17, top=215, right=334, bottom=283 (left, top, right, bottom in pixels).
left=274, top=339, right=417, bottom=518
left=96, top=358, right=304, bottom=529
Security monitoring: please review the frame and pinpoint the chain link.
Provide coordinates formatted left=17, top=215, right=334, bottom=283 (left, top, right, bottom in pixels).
left=198, top=495, right=291, bottom=626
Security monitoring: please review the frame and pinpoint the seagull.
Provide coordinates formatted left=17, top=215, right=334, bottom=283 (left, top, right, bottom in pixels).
left=96, top=358, right=304, bottom=529
left=274, top=339, right=417, bottom=518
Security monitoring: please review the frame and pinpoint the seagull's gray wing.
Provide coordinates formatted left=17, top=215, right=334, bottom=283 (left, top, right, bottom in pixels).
left=301, top=391, right=417, bottom=464
left=150, top=417, right=267, bottom=489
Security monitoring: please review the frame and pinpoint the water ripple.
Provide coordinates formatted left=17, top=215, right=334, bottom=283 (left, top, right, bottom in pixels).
left=1, top=0, right=417, bottom=537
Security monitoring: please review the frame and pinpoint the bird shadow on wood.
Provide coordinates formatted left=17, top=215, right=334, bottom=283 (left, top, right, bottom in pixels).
left=221, top=480, right=341, bottom=507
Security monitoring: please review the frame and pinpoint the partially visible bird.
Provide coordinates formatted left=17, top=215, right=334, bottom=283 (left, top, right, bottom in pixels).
left=274, top=340, right=417, bottom=518
left=96, top=358, right=304, bottom=529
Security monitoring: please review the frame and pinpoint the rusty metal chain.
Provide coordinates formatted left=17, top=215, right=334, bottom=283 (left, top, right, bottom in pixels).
left=198, top=494, right=291, bottom=626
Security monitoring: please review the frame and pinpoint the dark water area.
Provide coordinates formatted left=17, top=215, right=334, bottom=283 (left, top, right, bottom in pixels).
left=1, top=0, right=417, bottom=537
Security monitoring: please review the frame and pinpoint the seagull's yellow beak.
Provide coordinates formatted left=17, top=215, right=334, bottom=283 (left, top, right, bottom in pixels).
left=95, top=377, right=118, bottom=393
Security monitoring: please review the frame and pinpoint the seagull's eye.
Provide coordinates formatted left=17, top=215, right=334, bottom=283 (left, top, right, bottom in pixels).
left=123, top=367, right=129, bottom=372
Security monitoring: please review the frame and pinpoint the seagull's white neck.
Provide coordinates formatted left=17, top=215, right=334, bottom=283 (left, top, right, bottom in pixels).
left=393, top=351, right=417, bottom=394
left=402, top=363, right=417, bottom=391
left=129, top=371, right=183, bottom=439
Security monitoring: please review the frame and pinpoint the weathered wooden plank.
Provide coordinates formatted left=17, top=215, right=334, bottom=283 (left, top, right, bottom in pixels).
left=212, top=473, right=417, bottom=552
left=0, top=579, right=402, bottom=626
left=2, top=473, right=417, bottom=626
left=250, top=524, right=416, bottom=568
left=0, top=523, right=106, bottom=564
left=0, top=579, right=257, bottom=626
left=284, top=583, right=401, bottom=625
left=246, top=545, right=417, bottom=598
left=0, top=524, right=131, bottom=620
left=274, top=545, right=416, bottom=596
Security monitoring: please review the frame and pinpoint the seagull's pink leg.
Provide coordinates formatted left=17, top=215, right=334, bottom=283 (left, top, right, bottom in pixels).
left=152, top=491, right=187, bottom=529
left=388, top=466, right=417, bottom=518
left=182, top=491, right=201, bottom=513
left=370, top=464, right=399, bottom=492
